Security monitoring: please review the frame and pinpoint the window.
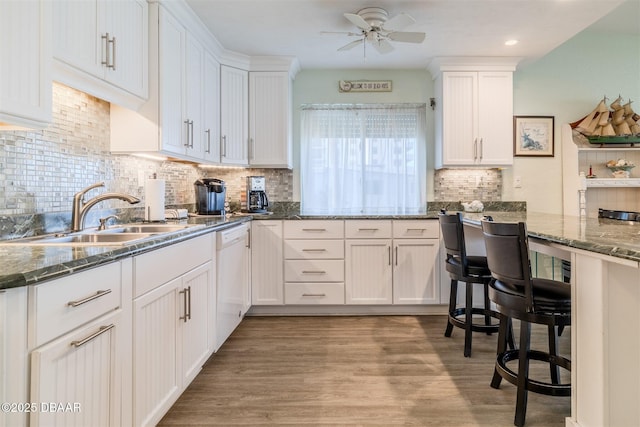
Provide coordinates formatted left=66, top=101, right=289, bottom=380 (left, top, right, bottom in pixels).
left=301, top=104, right=427, bottom=215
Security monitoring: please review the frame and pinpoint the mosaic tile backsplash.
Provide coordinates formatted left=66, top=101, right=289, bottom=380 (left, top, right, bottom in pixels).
left=434, top=168, right=502, bottom=202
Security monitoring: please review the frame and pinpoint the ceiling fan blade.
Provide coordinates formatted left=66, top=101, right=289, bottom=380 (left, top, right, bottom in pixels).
left=338, top=39, right=364, bottom=51
left=387, top=31, right=426, bottom=43
left=372, top=39, right=394, bottom=54
left=344, top=13, right=371, bottom=31
left=321, top=31, right=361, bottom=37
left=383, top=13, right=415, bottom=32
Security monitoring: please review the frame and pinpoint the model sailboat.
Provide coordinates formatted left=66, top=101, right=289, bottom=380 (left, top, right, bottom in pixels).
left=573, top=96, right=640, bottom=142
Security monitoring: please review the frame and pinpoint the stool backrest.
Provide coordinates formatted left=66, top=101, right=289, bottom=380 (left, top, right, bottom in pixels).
left=481, top=220, right=535, bottom=312
left=438, top=211, right=470, bottom=274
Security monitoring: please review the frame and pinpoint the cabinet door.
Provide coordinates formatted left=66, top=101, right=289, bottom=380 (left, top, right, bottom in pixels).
left=52, top=0, right=103, bottom=78
left=441, top=72, right=477, bottom=166
left=180, top=262, right=213, bottom=387
left=184, top=33, right=204, bottom=160
left=477, top=71, right=513, bottom=166
left=133, top=278, right=181, bottom=427
left=220, top=65, right=248, bottom=165
left=158, top=8, right=186, bottom=156
left=249, top=72, right=291, bottom=168
left=251, top=221, right=284, bottom=305
left=393, top=239, right=440, bottom=304
left=345, top=239, right=393, bottom=304
left=103, top=0, right=148, bottom=98
left=0, top=0, right=51, bottom=128
left=202, top=52, right=221, bottom=163
left=30, top=310, right=122, bottom=427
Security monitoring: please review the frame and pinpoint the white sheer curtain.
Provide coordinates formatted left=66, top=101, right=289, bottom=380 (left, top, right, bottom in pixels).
left=301, top=104, right=427, bottom=215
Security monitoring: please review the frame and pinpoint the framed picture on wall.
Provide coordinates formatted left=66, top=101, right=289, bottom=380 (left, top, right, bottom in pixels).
left=513, top=116, right=555, bottom=157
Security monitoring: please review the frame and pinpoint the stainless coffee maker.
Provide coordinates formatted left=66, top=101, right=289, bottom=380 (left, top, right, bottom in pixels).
left=194, top=178, right=226, bottom=215
left=246, top=176, right=269, bottom=213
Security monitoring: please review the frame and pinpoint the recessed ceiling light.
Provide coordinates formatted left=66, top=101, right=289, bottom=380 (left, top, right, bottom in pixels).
left=505, top=39, right=519, bottom=46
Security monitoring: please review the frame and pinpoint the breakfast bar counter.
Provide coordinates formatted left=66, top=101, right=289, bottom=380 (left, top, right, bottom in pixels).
left=462, top=211, right=640, bottom=427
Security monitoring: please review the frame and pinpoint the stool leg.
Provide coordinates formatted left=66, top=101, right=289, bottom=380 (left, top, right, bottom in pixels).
left=514, top=320, right=532, bottom=427
left=507, top=317, right=516, bottom=350
left=464, top=281, right=473, bottom=357
left=483, top=283, right=492, bottom=335
left=445, top=279, right=458, bottom=337
left=548, top=324, right=560, bottom=384
left=491, top=314, right=510, bottom=389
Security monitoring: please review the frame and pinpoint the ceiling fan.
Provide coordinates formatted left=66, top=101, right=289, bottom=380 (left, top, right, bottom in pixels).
left=324, top=7, right=426, bottom=56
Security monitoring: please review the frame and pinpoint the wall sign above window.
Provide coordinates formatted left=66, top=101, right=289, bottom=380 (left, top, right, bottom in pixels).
left=339, top=80, right=392, bottom=93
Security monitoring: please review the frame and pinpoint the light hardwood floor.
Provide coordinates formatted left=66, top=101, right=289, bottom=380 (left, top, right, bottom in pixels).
left=159, top=315, right=570, bottom=426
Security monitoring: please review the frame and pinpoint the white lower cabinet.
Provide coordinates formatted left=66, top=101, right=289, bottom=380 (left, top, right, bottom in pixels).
left=251, top=220, right=284, bottom=305
left=283, top=220, right=345, bottom=305
left=132, top=233, right=214, bottom=427
left=28, top=260, right=129, bottom=427
left=345, top=220, right=440, bottom=305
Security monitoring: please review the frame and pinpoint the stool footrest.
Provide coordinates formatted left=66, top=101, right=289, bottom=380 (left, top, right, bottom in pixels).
left=495, top=349, right=571, bottom=397
left=449, top=307, right=501, bottom=333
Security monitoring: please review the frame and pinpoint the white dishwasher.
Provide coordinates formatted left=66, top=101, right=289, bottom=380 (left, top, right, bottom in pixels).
left=215, top=222, right=250, bottom=351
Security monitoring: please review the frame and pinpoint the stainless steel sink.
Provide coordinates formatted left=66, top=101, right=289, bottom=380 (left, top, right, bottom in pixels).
left=0, top=223, right=204, bottom=246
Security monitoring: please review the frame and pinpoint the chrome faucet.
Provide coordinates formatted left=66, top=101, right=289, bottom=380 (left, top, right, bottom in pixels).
left=71, top=182, right=141, bottom=232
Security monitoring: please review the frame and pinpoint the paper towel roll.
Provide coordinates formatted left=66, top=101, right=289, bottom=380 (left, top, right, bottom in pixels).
left=145, top=178, right=166, bottom=221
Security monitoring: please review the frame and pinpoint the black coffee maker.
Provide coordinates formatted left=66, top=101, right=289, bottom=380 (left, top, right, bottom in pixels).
left=246, top=176, right=269, bottom=213
left=194, top=178, right=226, bottom=215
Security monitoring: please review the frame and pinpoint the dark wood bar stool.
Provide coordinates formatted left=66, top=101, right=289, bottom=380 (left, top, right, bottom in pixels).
left=438, top=211, right=500, bottom=357
left=481, top=220, right=571, bottom=427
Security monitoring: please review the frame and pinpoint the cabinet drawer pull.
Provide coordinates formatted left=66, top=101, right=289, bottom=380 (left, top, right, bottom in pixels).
left=358, top=228, right=379, bottom=231
left=406, top=228, right=426, bottom=232
left=70, top=324, right=115, bottom=348
left=179, top=287, right=191, bottom=322
left=301, top=270, right=326, bottom=274
left=302, top=248, right=326, bottom=252
left=301, top=228, right=327, bottom=232
left=302, top=293, right=326, bottom=297
left=67, top=289, right=112, bottom=307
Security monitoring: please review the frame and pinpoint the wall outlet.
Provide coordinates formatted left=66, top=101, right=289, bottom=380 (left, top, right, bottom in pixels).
left=514, top=176, right=522, bottom=188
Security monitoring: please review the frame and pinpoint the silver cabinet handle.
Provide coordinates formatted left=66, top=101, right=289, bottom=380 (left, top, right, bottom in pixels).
left=302, top=248, right=326, bottom=252
left=184, top=120, right=191, bottom=147
left=221, top=135, right=227, bottom=157
left=395, top=246, right=398, bottom=266
left=179, top=287, right=191, bottom=322
left=407, top=228, right=426, bottom=232
left=479, top=137, right=483, bottom=161
left=302, top=228, right=327, bottom=232
left=249, top=137, right=254, bottom=160
left=70, top=324, right=114, bottom=348
left=388, top=245, right=391, bottom=265
left=68, top=289, right=112, bottom=307
left=101, top=33, right=110, bottom=67
left=205, top=129, right=211, bottom=153
left=358, top=228, right=379, bottom=231
left=110, top=35, right=116, bottom=70
left=247, top=228, right=251, bottom=249
left=473, top=138, right=478, bottom=160
left=302, top=293, right=326, bottom=297
left=302, top=270, right=326, bottom=274
left=189, top=120, right=194, bottom=148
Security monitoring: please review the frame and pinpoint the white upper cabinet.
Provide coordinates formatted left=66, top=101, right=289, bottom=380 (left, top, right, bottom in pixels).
left=249, top=72, right=293, bottom=168
left=220, top=65, right=249, bottom=165
left=52, top=0, right=148, bottom=108
left=202, top=52, right=221, bottom=163
left=429, top=58, right=518, bottom=168
left=0, top=0, right=52, bottom=129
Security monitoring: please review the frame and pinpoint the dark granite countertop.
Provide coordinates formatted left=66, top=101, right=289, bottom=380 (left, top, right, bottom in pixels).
left=0, top=215, right=251, bottom=290
left=4, top=207, right=640, bottom=291
left=461, top=211, right=640, bottom=264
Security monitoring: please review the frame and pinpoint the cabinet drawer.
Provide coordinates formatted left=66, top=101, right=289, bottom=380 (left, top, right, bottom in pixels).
left=284, top=239, right=344, bottom=259
left=134, top=233, right=214, bottom=298
left=284, top=283, right=345, bottom=305
left=284, top=260, right=344, bottom=282
left=345, top=220, right=392, bottom=239
left=32, top=262, right=122, bottom=347
left=393, top=220, right=439, bottom=239
left=284, top=220, right=344, bottom=239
